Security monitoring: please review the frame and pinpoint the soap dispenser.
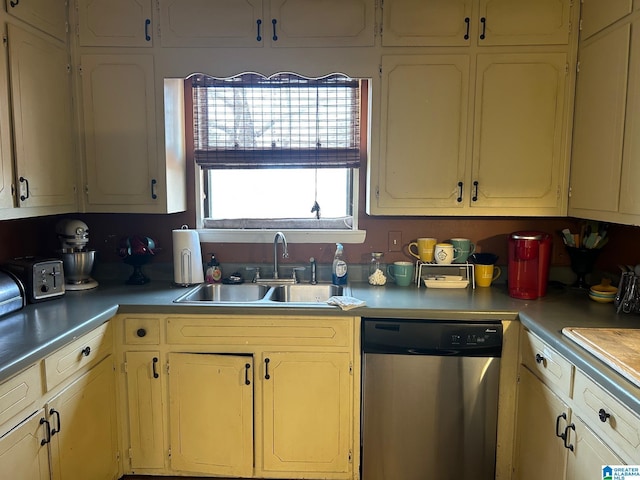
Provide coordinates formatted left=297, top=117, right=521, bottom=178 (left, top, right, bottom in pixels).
left=205, top=254, right=222, bottom=284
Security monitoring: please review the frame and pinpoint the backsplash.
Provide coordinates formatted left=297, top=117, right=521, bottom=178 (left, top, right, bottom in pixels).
left=1, top=213, right=638, bottom=281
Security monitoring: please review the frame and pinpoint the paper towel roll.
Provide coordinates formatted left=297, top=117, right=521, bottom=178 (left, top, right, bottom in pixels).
left=172, top=229, right=204, bottom=285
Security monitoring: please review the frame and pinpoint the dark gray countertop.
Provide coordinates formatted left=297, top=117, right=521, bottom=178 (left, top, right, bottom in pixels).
left=1, top=279, right=639, bottom=417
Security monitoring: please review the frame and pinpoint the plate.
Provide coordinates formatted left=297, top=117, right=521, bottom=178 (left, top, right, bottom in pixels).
left=423, top=278, right=469, bottom=289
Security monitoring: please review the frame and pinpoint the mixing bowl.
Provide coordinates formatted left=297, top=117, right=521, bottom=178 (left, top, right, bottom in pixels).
left=59, top=249, right=96, bottom=283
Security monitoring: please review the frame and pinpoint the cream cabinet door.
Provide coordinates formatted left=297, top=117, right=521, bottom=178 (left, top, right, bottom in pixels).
left=471, top=52, right=568, bottom=212
left=8, top=25, right=76, bottom=211
left=168, top=353, right=253, bottom=477
left=565, top=416, right=624, bottom=480
left=0, top=410, right=50, bottom=480
left=260, top=352, right=352, bottom=476
left=381, top=0, right=473, bottom=46
left=478, top=0, right=571, bottom=45
left=5, top=0, right=67, bottom=41
left=77, top=0, right=153, bottom=46
left=0, top=28, right=14, bottom=210
left=269, top=0, right=375, bottom=47
left=375, top=55, right=470, bottom=213
left=80, top=54, right=159, bottom=209
left=570, top=24, right=630, bottom=214
left=513, top=367, right=569, bottom=480
left=125, top=352, right=165, bottom=470
left=159, top=0, right=263, bottom=47
left=47, top=356, right=119, bottom=480
left=580, top=0, right=632, bottom=40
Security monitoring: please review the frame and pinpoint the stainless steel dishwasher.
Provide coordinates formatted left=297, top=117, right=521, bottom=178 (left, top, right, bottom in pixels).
left=361, top=318, right=503, bottom=480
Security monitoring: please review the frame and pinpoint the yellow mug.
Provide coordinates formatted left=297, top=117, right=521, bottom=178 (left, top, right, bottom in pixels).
left=408, top=238, right=437, bottom=262
left=475, top=264, right=501, bottom=287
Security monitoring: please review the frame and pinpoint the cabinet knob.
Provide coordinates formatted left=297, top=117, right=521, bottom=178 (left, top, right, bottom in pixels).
left=9, top=0, right=19, bottom=7
left=81, top=346, right=91, bottom=357
left=535, top=353, right=545, bottom=364
left=598, top=408, right=611, bottom=423
left=137, top=328, right=147, bottom=338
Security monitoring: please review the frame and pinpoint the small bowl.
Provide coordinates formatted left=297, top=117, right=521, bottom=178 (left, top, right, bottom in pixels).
left=588, top=292, right=615, bottom=303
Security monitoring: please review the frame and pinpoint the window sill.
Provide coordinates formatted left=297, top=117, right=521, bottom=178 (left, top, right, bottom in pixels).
left=197, top=229, right=367, bottom=244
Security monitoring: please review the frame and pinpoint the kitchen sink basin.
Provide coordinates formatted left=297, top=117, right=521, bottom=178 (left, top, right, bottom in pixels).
left=270, top=284, right=346, bottom=303
left=173, top=282, right=347, bottom=304
left=174, top=283, right=270, bottom=303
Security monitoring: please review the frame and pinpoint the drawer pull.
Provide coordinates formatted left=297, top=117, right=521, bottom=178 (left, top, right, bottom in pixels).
left=464, top=17, right=470, bottom=40
left=40, top=417, right=51, bottom=445
left=245, top=363, right=251, bottom=385
left=152, top=357, right=159, bottom=379
left=81, top=346, right=91, bottom=357
left=479, top=17, right=487, bottom=40
left=456, top=181, right=463, bottom=202
left=535, top=353, right=545, bottom=364
left=137, top=328, right=147, bottom=338
left=555, top=412, right=567, bottom=438
left=49, top=408, right=61, bottom=435
left=563, top=423, right=575, bottom=451
left=598, top=408, right=611, bottom=423
left=264, top=358, right=270, bottom=380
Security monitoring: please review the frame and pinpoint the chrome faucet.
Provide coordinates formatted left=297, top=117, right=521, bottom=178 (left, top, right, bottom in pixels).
left=273, top=231, right=289, bottom=279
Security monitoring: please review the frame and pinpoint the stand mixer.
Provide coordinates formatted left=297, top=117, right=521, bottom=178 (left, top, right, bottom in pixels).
left=56, top=219, right=99, bottom=290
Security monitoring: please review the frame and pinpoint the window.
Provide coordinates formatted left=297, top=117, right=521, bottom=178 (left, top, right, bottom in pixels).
left=190, top=72, right=367, bottom=240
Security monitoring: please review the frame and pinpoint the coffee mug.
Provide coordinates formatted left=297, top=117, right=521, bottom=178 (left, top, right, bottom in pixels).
left=387, top=261, right=414, bottom=287
left=451, top=238, right=475, bottom=264
left=434, top=243, right=459, bottom=265
left=475, top=264, right=502, bottom=287
left=408, top=238, right=437, bottom=262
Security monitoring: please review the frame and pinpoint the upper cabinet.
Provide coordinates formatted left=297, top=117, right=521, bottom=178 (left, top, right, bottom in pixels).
left=5, top=0, right=67, bottom=42
left=77, top=0, right=154, bottom=47
left=0, top=27, right=15, bottom=210
left=159, top=0, right=375, bottom=47
left=569, top=14, right=640, bottom=225
left=381, top=0, right=571, bottom=46
left=579, top=0, right=632, bottom=41
left=7, top=25, right=77, bottom=212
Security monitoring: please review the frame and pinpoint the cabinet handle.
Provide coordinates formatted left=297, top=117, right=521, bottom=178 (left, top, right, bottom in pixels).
left=456, top=181, right=463, bottom=203
left=563, top=423, right=575, bottom=451
left=152, top=357, right=159, bottom=379
left=480, top=17, right=486, bottom=40
left=137, top=328, right=147, bottom=338
left=9, top=0, right=19, bottom=7
left=264, top=357, right=270, bottom=379
left=598, top=408, right=611, bottom=423
left=151, top=178, right=157, bottom=199
left=555, top=412, right=567, bottom=439
left=81, top=346, right=91, bottom=357
left=40, top=417, right=51, bottom=445
left=464, top=17, right=470, bottom=40
left=256, top=19, right=262, bottom=41
left=145, top=19, right=151, bottom=42
left=49, top=408, right=61, bottom=435
left=245, top=363, right=251, bottom=385
left=19, top=176, right=29, bottom=201
left=272, top=19, right=278, bottom=41
left=472, top=180, right=479, bottom=202
left=535, top=353, right=545, bottom=364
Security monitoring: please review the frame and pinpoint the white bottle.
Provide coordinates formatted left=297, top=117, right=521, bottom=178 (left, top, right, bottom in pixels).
left=332, top=243, right=348, bottom=285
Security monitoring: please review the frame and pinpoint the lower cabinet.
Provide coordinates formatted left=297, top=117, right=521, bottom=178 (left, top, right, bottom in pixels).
left=118, top=314, right=358, bottom=479
left=514, top=328, right=629, bottom=479
left=0, top=409, right=50, bottom=480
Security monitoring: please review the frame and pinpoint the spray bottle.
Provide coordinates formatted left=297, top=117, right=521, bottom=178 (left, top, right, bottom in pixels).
left=332, top=243, right=348, bottom=285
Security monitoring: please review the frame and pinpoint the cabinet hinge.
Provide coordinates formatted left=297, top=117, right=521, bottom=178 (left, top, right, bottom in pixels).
left=2, top=34, right=7, bottom=47
left=375, top=186, right=380, bottom=199
left=123, top=362, right=128, bottom=373
left=168, top=447, right=172, bottom=458
left=348, top=449, right=353, bottom=463
left=349, top=361, right=353, bottom=375
left=128, top=448, right=133, bottom=459
left=166, top=362, right=170, bottom=374
left=578, top=18, right=583, bottom=32
left=66, top=64, right=71, bottom=74
left=576, top=61, right=580, bottom=74
left=568, top=186, right=573, bottom=198
left=84, top=184, right=89, bottom=195
left=379, top=65, right=382, bottom=77
left=116, top=450, right=121, bottom=462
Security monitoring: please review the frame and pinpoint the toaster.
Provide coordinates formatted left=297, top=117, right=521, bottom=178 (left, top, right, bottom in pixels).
left=2, top=257, right=65, bottom=303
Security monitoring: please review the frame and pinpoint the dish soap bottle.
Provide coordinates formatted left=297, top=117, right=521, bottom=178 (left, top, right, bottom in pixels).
left=332, top=243, right=348, bottom=285
left=205, top=254, right=222, bottom=284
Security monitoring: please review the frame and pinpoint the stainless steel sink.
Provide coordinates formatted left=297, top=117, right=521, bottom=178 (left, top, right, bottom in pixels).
left=269, top=284, right=345, bottom=303
left=174, top=283, right=270, bottom=303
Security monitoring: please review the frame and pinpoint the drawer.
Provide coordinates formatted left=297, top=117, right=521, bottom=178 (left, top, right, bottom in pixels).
left=573, top=369, right=640, bottom=463
left=167, top=315, right=353, bottom=348
left=123, top=316, right=161, bottom=345
left=0, top=363, right=43, bottom=427
left=521, top=329, right=574, bottom=398
left=44, top=321, right=113, bottom=391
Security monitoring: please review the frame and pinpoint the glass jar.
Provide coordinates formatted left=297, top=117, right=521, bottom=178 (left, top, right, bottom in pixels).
left=368, top=252, right=387, bottom=286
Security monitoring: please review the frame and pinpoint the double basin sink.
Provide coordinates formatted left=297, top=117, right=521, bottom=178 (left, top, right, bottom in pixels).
left=174, top=282, right=347, bottom=305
